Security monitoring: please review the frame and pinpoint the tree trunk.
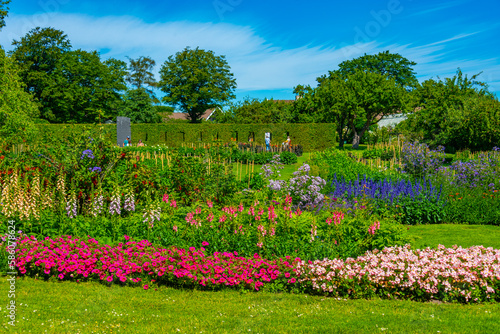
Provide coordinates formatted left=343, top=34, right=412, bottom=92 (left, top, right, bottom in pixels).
left=337, top=127, right=344, bottom=149
left=352, top=132, right=361, bottom=149
left=351, top=121, right=371, bottom=149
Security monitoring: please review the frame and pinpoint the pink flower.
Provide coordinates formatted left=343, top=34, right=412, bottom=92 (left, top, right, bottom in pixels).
left=143, top=284, right=149, bottom=290
left=202, top=241, right=209, bottom=246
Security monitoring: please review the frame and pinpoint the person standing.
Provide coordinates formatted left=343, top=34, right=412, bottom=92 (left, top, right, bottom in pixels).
left=265, top=132, right=271, bottom=151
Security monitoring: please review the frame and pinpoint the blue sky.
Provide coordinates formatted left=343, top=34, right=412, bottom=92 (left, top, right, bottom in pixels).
left=1, top=0, right=499, bottom=101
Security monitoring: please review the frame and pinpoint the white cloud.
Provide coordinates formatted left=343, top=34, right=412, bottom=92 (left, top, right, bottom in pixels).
left=1, top=13, right=499, bottom=95
left=423, top=32, right=480, bottom=47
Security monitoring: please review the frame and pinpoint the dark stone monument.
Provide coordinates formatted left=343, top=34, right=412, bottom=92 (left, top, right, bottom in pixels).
left=117, top=117, right=131, bottom=147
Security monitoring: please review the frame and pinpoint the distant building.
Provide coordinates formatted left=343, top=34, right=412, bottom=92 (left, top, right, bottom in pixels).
left=378, top=113, right=407, bottom=127
left=163, top=108, right=219, bottom=122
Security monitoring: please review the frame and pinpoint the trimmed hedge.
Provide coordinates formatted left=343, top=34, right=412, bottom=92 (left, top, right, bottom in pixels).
left=35, top=123, right=337, bottom=152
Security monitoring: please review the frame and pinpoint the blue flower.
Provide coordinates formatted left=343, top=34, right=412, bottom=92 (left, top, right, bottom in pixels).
left=88, top=167, right=102, bottom=172
left=81, top=149, right=95, bottom=160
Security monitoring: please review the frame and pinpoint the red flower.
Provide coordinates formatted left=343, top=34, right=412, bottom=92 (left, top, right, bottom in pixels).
left=134, top=174, right=138, bottom=178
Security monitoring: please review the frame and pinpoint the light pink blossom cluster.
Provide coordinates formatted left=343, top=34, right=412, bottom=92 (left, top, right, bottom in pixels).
left=13, top=235, right=299, bottom=291
left=296, top=244, right=500, bottom=302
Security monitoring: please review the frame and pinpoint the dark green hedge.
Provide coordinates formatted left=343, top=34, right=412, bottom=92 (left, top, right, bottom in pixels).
left=35, top=123, right=337, bottom=152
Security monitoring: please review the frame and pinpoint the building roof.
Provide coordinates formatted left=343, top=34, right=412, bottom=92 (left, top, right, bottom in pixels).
left=164, top=108, right=217, bottom=122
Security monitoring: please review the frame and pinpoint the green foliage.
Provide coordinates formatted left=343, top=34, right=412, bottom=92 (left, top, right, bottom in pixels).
left=159, top=47, right=237, bottom=122
left=0, top=0, right=10, bottom=29
left=294, top=51, right=416, bottom=148
left=399, top=69, right=497, bottom=150
left=126, top=56, right=157, bottom=89
left=310, top=148, right=395, bottom=187
left=161, top=154, right=239, bottom=205
left=395, top=195, right=446, bottom=225
left=119, top=88, right=161, bottom=123
left=216, top=97, right=295, bottom=124
left=442, top=186, right=500, bottom=225
left=46, top=50, right=127, bottom=123
left=332, top=50, right=419, bottom=90
left=323, top=70, right=409, bottom=148
left=10, top=27, right=127, bottom=123
left=296, top=69, right=410, bottom=149
left=362, top=147, right=397, bottom=160
left=126, top=56, right=158, bottom=103
left=0, top=49, right=39, bottom=147
left=34, top=123, right=337, bottom=152
left=279, top=151, right=297, bottom=165
left=10, top=27, right=72, bottom=120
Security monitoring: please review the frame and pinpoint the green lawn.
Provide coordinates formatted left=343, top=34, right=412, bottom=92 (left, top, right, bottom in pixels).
left=1, top=277, right=499, bottom=334
left=407, top=224, right=500, bottom=250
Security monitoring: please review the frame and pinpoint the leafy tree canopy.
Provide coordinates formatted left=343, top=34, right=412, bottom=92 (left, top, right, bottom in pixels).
left=322, top=50, right=418, bottom=90
left=126, top=56, right=157, bottom=89
left=215, top=98, right=294, bottom=124
left=0, top=0, right=10, bottom=30
left=159, top=47, right=237, bottom=123
left=126, top=56, right=159, bottom=103
left=398, top=68, right=498, bottom=150
left=10, top=27, right=127, bottom=123
left=119, top=88, right=161, bottom=123
left=296, top=70, right=409, bottom=148
left=0, top=49, right=39, bottom=147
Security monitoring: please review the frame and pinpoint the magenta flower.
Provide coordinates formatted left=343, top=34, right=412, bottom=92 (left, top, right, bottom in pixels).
left=202, top=241, right=209, bottom=246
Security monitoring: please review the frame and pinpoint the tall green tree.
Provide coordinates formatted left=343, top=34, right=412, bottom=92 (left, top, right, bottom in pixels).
left=119, top=88, right=161, bottom=123
left=44, top=50, right=127, bottom=123
left=126, top=56, right=157, bottom=89
left=126, top=56, right=159, bottom=103
left=159, top=47, right=237, bottom=123
left=0, top=0, right=10, bottom=30
left=11, top=28, right=127, bottom=123
left=10, top=27, right=72, bottom=120
left=298, top=70, right=408, bottom=149
left=0, top=49, right=39, bottom=147
left=399, top=69, right=497, bottom=150
left=324, top=50, right=418, bottom=90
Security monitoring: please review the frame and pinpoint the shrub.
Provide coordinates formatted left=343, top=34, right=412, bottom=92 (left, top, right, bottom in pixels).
left=279, top=151, right=298, bottom=165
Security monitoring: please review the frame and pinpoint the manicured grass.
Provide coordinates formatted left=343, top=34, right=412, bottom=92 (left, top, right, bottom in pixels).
left=1, top=277, right=499, bottom=333
left=407, top=224, right=500, bottom=250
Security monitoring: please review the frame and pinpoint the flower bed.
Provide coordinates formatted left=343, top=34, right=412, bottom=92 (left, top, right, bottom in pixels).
left=12, top=235, right=298, bottom=291
left=6, top=235, right=500, bottom=303
left=298, top=244, right=500, bottom=302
